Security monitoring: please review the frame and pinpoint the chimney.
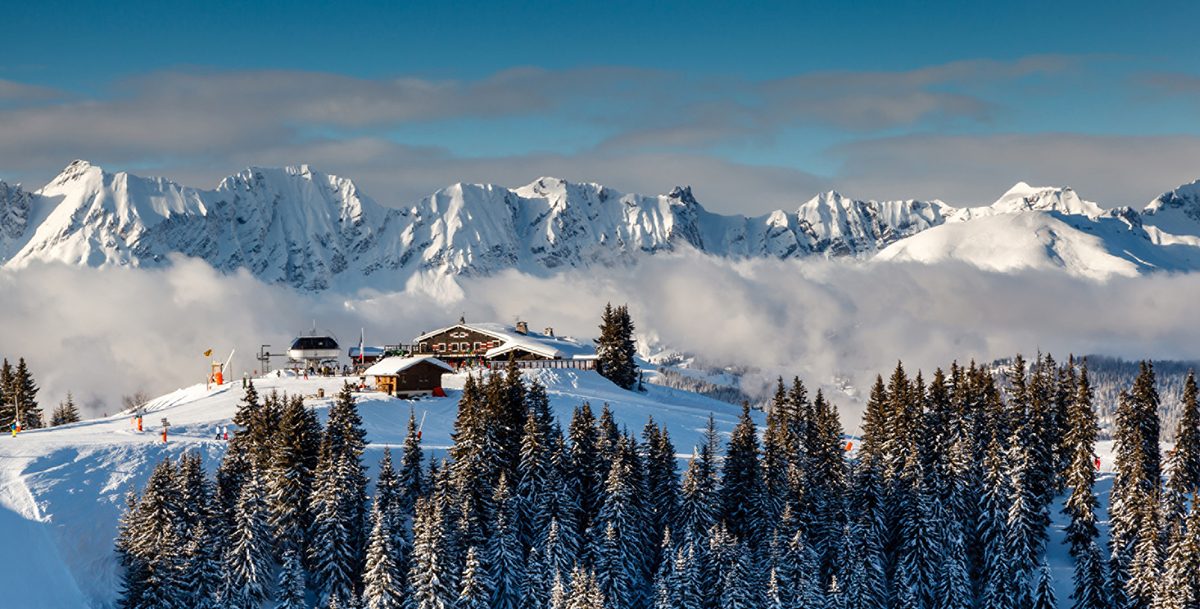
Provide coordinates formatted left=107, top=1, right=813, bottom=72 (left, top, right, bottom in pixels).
left=515, top=320, right=529, bottom=335
left=544, top=327, right=554, bottom=337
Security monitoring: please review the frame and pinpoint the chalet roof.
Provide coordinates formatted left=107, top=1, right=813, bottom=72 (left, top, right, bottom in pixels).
left=364, top=356, right=455, bottom=377
left=413, top=322, right=596, bottom=360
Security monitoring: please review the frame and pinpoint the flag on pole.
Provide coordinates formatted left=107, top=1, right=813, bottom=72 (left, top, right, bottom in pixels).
left=203, top=348, right=213, bottom=357
left=359, top=328, right=365, bottom=365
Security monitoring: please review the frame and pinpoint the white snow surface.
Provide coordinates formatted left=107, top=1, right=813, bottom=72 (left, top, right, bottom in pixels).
left=8, top=162, right=1199, bottom=287
left=0, top=368, right=757, bottom=609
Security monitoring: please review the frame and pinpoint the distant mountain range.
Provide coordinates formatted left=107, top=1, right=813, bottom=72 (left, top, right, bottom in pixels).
left=3, top=160, right=1200, bottom=289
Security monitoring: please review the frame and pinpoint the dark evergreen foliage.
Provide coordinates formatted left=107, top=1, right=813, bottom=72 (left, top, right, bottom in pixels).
left=596, top=303, right=639, bottom=390
left=112, top=351, right=1190, bottom=609
left=49, top=392, right=81, bottom=426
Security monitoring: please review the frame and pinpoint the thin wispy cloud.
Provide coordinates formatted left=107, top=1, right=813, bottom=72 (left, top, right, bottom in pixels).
left=0, top=56, right=1195, bottom=214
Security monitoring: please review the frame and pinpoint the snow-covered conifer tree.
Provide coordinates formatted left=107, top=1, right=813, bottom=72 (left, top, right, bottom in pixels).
left=361, top=503, right=404, bottom=609
left=458, top=546, right=493, bottom=609
left=489, top=473, right=525, bottom=609
left=224, top=473, right=275, bottom=609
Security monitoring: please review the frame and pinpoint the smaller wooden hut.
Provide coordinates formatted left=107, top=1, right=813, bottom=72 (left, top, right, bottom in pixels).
left=364, top=356, right=454, bottom=397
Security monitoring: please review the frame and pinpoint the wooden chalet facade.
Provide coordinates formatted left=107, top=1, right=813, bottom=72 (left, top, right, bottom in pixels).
left=411, top=321, right=597, bottom=365
left=364, top=356, right=454, bottom=397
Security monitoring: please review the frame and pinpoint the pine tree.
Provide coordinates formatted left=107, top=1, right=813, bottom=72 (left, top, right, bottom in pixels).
left=762, top=378, right=795, bottom=528
left=230, top=381, right=265, bottom=469
left=1072, top=540, right=1109, bottom=609
left=897, top=446, right=940, bottom=609
left=398, top=409, right=426, bottom=518
left=569, top=402, right=604, bottom=538
left=566, top=567, right=607, bottom=609
left=677, top=417, right=720, bottom=547
left=551, top=572, right=569, bottom=609
left=1032, top=563, right=1057, bottom=609
left=177, top=451, right=213, bottom=535
left=409, top=497, right=456, bottom=609
left=490, top=473, right=525, bottom=609
left=459, top=545, right=493, bottom=609
left=1165, top=372, right=1200, bottom=529
left=12, top=357, right=41, bottom=429
left=1064, top=363, right=1101, bottom=556
left=311, top=452, right=363, bottom=606
left=450, top=372, right=500, bottom=550
left=721, top=404, right=766, bottom=547
left=362, top=503, right=404, bottom=609
left=180, top=517, right=224, bottom=609
left=979, top=439, right=1014, bottom=609
left=269, top=393, right=319, bottom=557
left=537, top=433, right=581, bottom=558
left=935, top=519, right=972, bottom=609
left=1110, top=362, right=1163, bottom=609
left=1155, top=500, right=1200, bottom=609
left=224, top=473, right=275, bottom=609
left=518, top=404, right=554, bottom=550
left=49, top=392, right=81, bottom=426
left=310, top=383, right=370, bottom=605
left=121, top=459, right=188, bottom=609
left=594, top=434, right=651, bottom=609
left=643, top=418, right=680, bottom=559
left=492, top=357, right=530, bottom=480
left=596, top=303, right=638, bottom=390
left=216, top=384, right=262, bottom=535
left=275, top=548, right=307, bottom=609
left=373, top=449, right=404, bottom=546
left=116, top=489, right=149, bottom=609
left=719, top=539, right=759, bottom=609
left=1127, top=500, right=1162, bottom=609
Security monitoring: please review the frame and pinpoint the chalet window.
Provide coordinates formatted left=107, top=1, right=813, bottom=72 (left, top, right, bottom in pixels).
left=449, top=343, right=458, bottom=352
left=461, top=342, right=470, bottom=352
left=473, top=342, right=483, bottom=351
left=434, top=343, right=444, bottom=352
left=420, top=342, right=428, bottom=352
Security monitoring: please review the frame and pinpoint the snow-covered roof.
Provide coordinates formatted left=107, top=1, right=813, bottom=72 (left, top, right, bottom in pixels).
left=364, top=356, right=455, bottom=377
left=414, top=322, right=596, bottom=360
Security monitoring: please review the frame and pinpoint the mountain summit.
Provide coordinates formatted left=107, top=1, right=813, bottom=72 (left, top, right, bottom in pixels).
left=3, top=161, right=1200, bottom=286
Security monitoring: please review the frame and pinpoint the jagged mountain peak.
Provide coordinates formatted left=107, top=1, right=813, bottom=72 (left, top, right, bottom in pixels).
left=9, top=162, right=1200, bottom=286
left=44, top=159, right=106, bottom=190
left=990, top=181, right=1104, bottom=217
left=1139, top=178, right=1200, bottom=237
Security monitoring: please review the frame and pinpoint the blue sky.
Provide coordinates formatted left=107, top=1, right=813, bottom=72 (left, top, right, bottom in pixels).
left=3, top=0, right=1200, bottom=212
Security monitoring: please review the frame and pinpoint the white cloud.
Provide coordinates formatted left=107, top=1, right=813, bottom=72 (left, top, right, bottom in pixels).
left=4, top=255, right=1200, bottom=433
left=832, top=133, right=1200, bottom=207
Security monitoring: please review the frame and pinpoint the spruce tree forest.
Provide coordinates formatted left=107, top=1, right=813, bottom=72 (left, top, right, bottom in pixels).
left=113, top=353, right=1200, bottom=609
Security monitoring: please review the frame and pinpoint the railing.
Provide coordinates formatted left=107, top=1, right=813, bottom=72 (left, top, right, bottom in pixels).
left=510, top=358, right=596, bottom=370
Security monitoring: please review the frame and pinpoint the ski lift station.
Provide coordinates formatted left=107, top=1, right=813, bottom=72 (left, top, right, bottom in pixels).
left=287, top=329, right=341, bottom=370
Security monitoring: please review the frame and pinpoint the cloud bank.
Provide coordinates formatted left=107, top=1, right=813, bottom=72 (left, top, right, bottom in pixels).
left=3, top=57, right=1197, bottom=215
left=3, top=255, right=1199, bottom=429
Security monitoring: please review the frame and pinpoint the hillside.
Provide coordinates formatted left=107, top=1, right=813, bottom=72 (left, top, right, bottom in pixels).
left=0, top=368, right=755, bottom=609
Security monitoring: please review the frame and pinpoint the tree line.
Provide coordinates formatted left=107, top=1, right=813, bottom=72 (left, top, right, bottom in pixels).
left=113, top=354, right=1200, bottom=609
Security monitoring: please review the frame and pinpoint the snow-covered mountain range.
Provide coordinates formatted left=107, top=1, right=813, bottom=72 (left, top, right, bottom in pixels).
left=4, top=160, right=1200, bottom=287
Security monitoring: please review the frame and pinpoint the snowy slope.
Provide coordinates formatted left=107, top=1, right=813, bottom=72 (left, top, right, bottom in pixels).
left=0, top=368, right=758, bottom=609
left=877, top=182, right=1200, bottom=279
